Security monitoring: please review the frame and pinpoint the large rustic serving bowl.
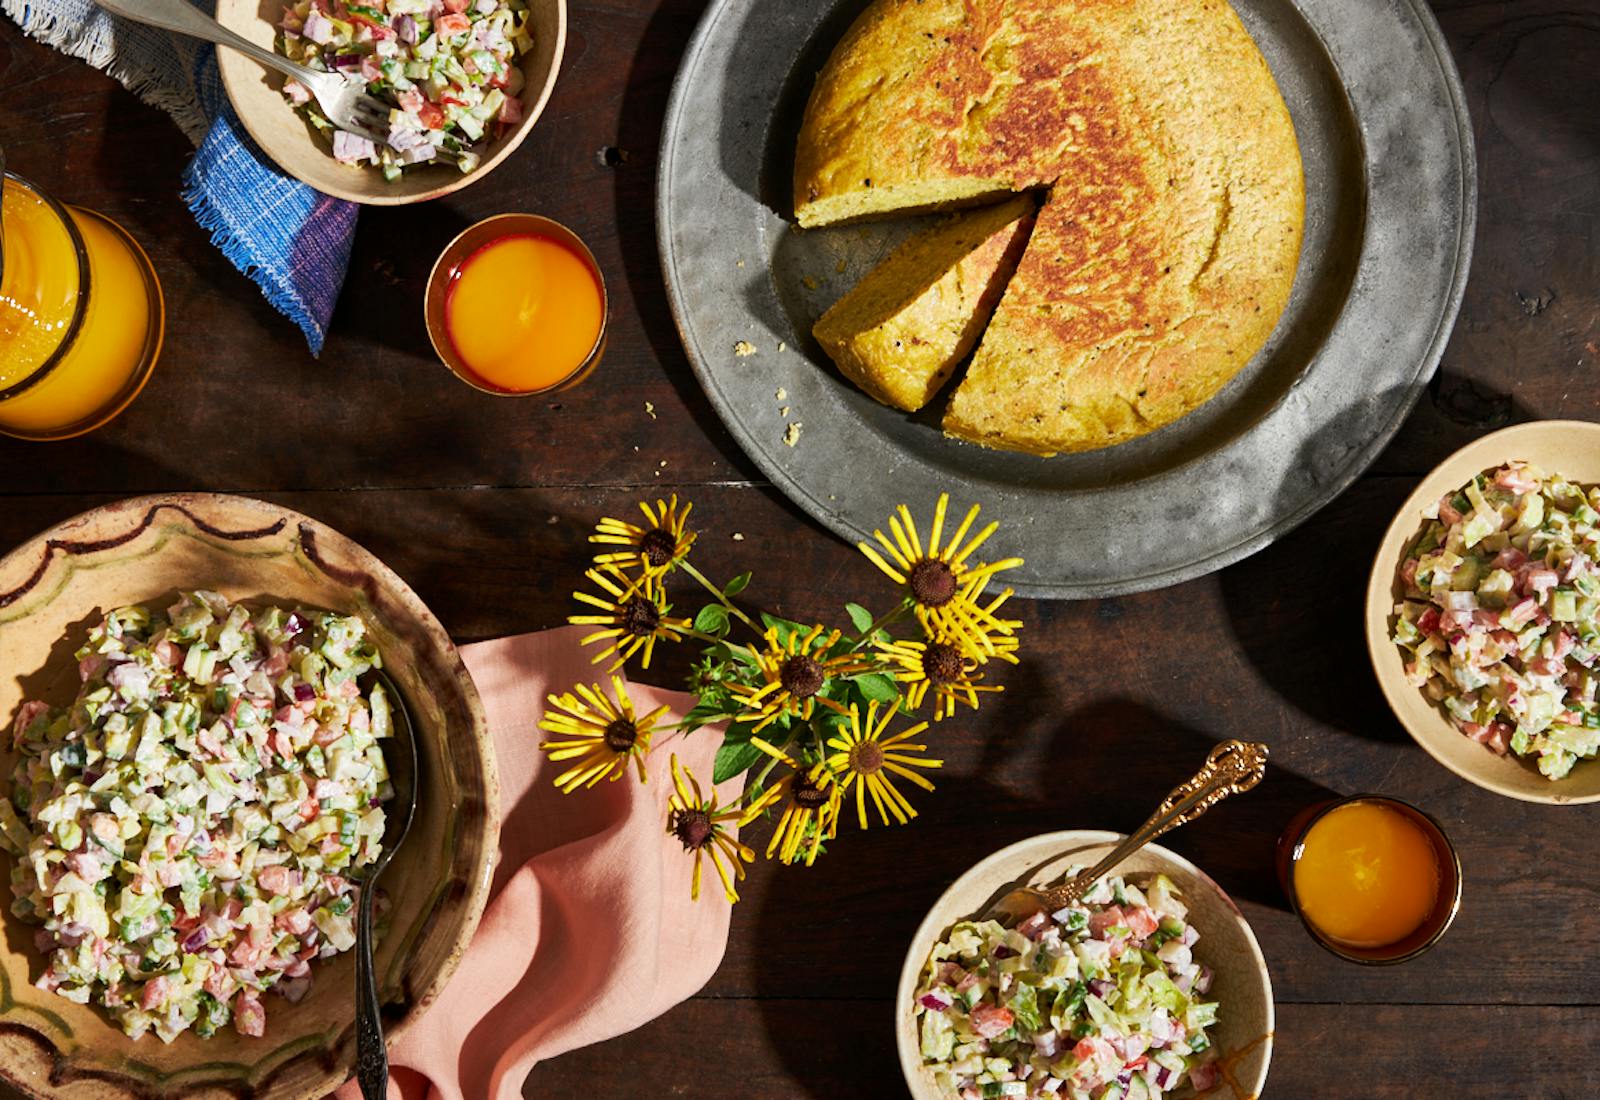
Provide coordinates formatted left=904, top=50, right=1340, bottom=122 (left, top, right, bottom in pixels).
left=896, top=831, right=1273, bottom=1100
left=1365, top=419, right=1600, bottom=805
left=0, top=494, right=498, bottom=1099
left=215, top=0, right=565, bottom=204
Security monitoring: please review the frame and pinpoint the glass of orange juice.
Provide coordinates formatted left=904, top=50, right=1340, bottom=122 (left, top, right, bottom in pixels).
left=1276, top=794, right=1462, bottom=964
left=424, top=214, right=607, bottom=396
left=0, top=172, right=164, bottom=440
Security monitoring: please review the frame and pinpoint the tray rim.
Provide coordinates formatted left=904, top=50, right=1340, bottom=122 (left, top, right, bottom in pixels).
left=656, top=0, right=1478, bottom=600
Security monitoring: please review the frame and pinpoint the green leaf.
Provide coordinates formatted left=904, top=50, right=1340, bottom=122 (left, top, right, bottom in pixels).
left=694, top=604, right=731, bottom=637
left=723, top=572, right=753, bottom=598
left=760, top=613, right=807, bottom=645
left=713, top=738, right=765, bottom=783
left=853, top=672, right=900, bottom=703
left=845, top=602, right=875, bottom=633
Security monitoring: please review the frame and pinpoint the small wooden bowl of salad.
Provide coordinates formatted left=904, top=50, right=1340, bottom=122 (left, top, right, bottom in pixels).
left=897, top=830, right=1273, bottom=1100
left=1366, top=419, right=1600, bottom=805
left=215, top=0, right=565, bottom=204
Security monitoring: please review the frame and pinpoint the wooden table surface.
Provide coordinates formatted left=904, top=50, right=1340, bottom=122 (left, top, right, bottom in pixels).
left=2, top=0, right=1598, bottom=1096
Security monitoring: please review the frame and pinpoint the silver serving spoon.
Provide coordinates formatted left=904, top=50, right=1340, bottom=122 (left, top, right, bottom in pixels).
left=91, top=0, right=392, bottom=145
left=986, top=739, right=1269, bottom=925
left=355, top=670, right=419, bottom=1100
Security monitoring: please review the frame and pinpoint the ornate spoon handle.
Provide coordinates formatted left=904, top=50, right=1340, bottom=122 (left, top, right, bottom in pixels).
left=1040, top=739, right=1270, bottom=912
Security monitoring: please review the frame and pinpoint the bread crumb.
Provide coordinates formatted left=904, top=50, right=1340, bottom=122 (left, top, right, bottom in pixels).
left=736, top=259, right=745, bottom=268
left=802, top=276, right=819, bottom=290
left=778, top=341, right=787, bottom=353
left=734, top=340, right=758, bottom=357
left=775, top=387, right=787, bottom=401
left=732, top=532, right=745, bottom=541
left=779, top=406, right=790, bottom=417
left=547, top=515, right=559, bottom=525
left=783, top=422, right=803, bottom=447
left=659, top=460, right=668, bottom=467
left=644, top=401, right=656, bottom=420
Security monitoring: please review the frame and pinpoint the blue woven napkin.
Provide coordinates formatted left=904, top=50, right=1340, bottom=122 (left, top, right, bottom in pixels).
left=3, top=0, right=356, bottom=354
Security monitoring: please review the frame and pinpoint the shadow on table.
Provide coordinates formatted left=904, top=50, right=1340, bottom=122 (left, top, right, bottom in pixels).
left=609, top=0, right=763, bottom=479
left=1220, top=385, right=1529, bottom=746
left=750, top=696, right=1338, bottom=1099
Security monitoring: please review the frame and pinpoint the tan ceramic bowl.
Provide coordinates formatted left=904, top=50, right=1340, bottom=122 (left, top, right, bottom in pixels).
left=0, top=495, right=498, bottom=1098
left=1365, top=420, right=1600, bottom=804
left=215, top=0, right=565, bottom=204
left=896, top=831, right=1273, bottom=1100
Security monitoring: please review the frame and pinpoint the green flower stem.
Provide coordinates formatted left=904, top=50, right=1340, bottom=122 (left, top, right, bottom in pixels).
left=679, top=625, right=756, bottom=656
left=679, top=560, right=762, bottom=634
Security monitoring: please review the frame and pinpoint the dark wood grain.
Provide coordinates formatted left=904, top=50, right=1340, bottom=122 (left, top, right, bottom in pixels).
left=2, top=0, right=1599, bottom=1096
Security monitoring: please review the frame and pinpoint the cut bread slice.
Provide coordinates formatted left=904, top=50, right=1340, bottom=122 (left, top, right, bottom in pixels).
left=812, top=196, right=1036, bottom=412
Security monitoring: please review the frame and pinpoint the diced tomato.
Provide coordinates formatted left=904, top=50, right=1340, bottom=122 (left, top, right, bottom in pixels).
left=498, top=95, right=523, bottom=125
left=968, top=1003, right=1014, bottom=1039
left=1088, top=905, right=1125, bottom=939
left=1124, top=906, right=1159, bottom=939
left=140, top=976, right=169, bottom=1011
left=436, top=12, right=469, bottom=35
left=418, top=101, right=447, bottom=129
left=258, top=865, right=299, bottom=897
left=234, top=992, right=266, bottom=1038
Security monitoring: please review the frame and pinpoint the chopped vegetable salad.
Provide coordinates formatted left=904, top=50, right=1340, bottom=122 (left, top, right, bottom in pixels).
left=1394, top=461, right=1600, bottom=779
left=0, top=593, right=392, bottom=1042
left=277, top=0, right=535, bottom=179
left=914, top=874, right=1220, bottom=1100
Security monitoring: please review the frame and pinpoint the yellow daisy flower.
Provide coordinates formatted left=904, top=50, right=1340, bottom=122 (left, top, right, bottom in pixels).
left=876, top=633, right=1005, bottom=721
left=728, top=625, right=870, bottom=733
left=666, top=755, right=754, bottom=903
left=538, top=675, right=669, bottom=792
left=858, top=494, right=1023, bottom=655
left=741, top=740, right=841, bottom=866
left=569, top=565, right=688, bottom=671
left=824, top=702, right=942, bottom=827
left=590, top=494, right=696, bottom=578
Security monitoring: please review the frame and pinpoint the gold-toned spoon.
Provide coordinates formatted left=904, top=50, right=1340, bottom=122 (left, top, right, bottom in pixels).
left=986, top=739, right=1270, bottom=925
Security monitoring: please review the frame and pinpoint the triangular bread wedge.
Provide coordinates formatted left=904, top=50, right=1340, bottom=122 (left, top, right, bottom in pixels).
left=812, top=196, right=1036, bottom=412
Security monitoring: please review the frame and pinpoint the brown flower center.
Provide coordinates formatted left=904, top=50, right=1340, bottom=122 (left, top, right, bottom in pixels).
left=791, top=771, right=830, bottom=810
left=779, top=654, right=825, bottom=699
left=849, top=740, right=885, bottom=776
left=908, top=559, right=958, bottom=608
left=923, top=643, right=966, bottom=685
left=620, top=596, right=660, bottom=637
left=603, top=718, right=639, bottom=752
left=639, top=528, right=678, bottom=567
left=671, top=807, right=714, bottom=850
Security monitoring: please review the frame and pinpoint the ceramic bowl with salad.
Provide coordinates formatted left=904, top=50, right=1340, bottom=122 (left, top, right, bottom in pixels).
left=1367, top=420, right=1600, bottom=804
left=897, top=831, right=1272, bottom=1100
left=0, top=494, right=496, bottom=1100
left=214, top=0, right=565, bottom=204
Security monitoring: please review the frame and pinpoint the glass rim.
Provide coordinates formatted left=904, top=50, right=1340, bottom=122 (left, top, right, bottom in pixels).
left=424, top=213, right=609, bottom=397
left=1282, top=793, right=1463, bottom=965
left=0, top=171, right=92, bottom=404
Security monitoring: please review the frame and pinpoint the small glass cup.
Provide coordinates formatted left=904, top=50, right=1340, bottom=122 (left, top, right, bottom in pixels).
left=1276, top=794, right=1462, bottom=964
left=0, top=172, right=164, bottom=440
left=424, top=213, right=608, bottom=396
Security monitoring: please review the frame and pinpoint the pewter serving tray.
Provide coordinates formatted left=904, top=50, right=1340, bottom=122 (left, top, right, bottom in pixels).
left=657, top=0, right=1475, bottom=599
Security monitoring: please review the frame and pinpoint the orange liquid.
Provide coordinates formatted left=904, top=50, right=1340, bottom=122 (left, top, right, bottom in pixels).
left=444, top=233, right=603, bottom=393
left=0, top=177, right=161, bottom=438
left=1293, top=801, right=1441, bottom=949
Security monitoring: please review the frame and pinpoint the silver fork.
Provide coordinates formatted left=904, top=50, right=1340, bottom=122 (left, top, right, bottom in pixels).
left=93, top=0, right=391, bottom=146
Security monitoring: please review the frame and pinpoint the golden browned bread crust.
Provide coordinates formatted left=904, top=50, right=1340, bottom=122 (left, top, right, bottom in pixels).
left=812, top=196, right=1036, bottom=412
left=794, top=0, right=1305, bottom=455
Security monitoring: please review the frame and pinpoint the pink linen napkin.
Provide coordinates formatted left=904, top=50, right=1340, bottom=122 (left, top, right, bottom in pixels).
left=334, top=625, right=738, bottom=1100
